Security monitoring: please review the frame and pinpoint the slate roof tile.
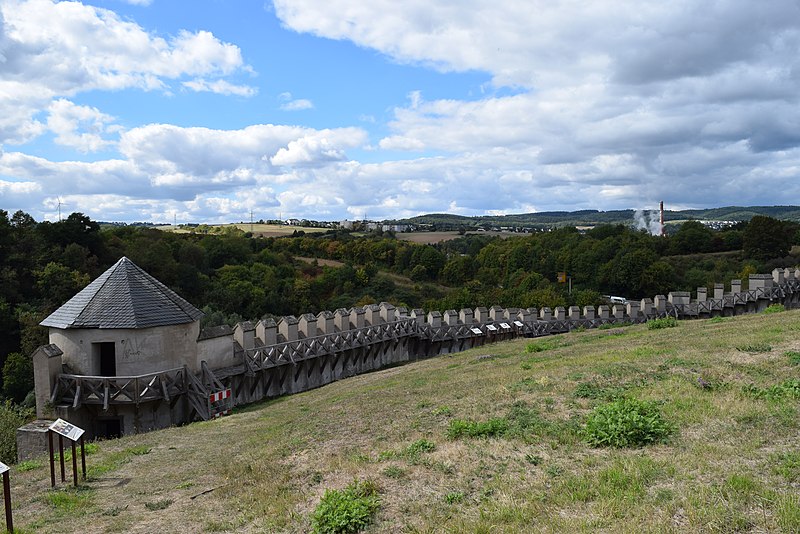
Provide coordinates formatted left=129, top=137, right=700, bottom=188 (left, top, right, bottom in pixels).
left=41, top=257, right=203, bottom=329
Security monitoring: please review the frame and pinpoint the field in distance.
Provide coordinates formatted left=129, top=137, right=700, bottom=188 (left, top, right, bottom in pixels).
left=10, top=311, right=800, bottom=532
left=164, top=223, right=330, bottom=237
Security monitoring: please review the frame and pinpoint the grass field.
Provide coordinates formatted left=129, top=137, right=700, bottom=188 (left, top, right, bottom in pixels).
left=9, top=311, right=800, bottom=533
left=398, top=231, right=515, bottom=244
left=163, top=223, right=331, bottom=237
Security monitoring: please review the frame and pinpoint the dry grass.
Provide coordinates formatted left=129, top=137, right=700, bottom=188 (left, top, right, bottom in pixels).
left=9, top=310, right=800, bottom=533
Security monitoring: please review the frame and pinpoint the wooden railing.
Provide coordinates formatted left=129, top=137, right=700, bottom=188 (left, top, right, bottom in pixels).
left=52, top=367, right=188, bottom=410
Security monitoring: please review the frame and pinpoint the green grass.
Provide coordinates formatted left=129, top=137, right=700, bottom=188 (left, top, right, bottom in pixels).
left=8, top=310, right=800, bottom=532
left=311, top=479, right=380, bottom=534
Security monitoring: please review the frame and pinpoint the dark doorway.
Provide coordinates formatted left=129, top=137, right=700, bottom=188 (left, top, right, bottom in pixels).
left=96, top=418, right=122, bottom=439
left=97, top=342, right=116, bottom=376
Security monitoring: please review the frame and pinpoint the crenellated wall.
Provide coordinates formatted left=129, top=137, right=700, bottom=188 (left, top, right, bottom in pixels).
left=33, top=266, right=800, bottom=450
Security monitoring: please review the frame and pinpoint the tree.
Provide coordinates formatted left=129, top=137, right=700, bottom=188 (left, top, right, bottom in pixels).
left=669, top=220, right=713, bottom=255
left=2, top=352, right=33, bottom=403
left=743, top=216, right=796, bottom=261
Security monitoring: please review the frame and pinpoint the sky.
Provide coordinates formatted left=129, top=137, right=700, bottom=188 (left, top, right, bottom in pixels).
left=1, top=0, right=799, bottom=223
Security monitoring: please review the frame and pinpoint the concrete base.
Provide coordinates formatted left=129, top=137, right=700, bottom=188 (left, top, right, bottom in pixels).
left=16, top=419, right=55, bottom=461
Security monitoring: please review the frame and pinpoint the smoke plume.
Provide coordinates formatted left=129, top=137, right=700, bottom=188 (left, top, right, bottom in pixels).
left=633, top=209, right=662, bottom=236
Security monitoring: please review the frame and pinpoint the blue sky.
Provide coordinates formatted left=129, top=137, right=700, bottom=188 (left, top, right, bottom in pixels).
left=1, top=0, right=800, bottom=223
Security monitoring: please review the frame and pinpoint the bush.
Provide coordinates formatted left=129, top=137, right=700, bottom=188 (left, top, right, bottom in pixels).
left=311, top=479, right=380, bottom=534
left=647, top=317, right=678, bottom=330
left=763, top=304, right=786, bottom=314
left=583, top=398, right=673, bottom=448
left=0, top=401, right=34, bottom=464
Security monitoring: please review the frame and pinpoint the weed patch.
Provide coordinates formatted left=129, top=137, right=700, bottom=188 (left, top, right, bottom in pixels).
left=763, top=304, right=786, bottom=314
left=742, top=379, right=800, bottom=400
left=144, top=498, right=173, bottom=511
left=405, top=439, right=435, bottom=458
left=583, top=398, right=673, bottom=448
left=647, top=317, right=678, bottom=330
left=311, top=479, right=380, bottom=534
left=447, top=418, right=508, bottom=439
left=382, top=466, right=405, bottom=479
left=16, top=459, right=43, bottom=472
left=786, top=351, right=800, bottom=365
left=444, top=491, right=465, bottom=504
left=45, top=486, right=94, bottom=514
left=775, top=493, right=800, bottom=532
left=574, top=382, right=626, bottom=401
left=526, top=338, right=562, bottom=353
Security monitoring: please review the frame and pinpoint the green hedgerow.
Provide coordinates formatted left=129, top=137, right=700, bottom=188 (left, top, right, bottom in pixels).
left=583, top=397, right=673, bottom=448
left=647, top=317, right=678, bottom=330
left=311, top=479, right=380, bottom=534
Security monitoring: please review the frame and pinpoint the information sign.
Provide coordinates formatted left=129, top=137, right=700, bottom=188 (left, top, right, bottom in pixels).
left=49, top=419, right=85, bottom=441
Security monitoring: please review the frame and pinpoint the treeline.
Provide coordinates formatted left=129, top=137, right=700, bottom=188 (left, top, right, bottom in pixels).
left=0, top=210, right=798, bottom=406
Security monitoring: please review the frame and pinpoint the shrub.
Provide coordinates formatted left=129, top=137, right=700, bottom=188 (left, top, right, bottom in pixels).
left=763, top=304, right=786, bottom=314
left=583, top=398, right=673, bottom=448
left=0, top=401, right=34, bottom=464
left=311, top=479, right=380, bottom=534
left=647, top=317, right=678, bottom=330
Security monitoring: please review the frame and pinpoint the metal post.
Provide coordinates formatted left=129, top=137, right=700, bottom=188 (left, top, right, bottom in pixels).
left=59, top=434, right=66, bottom=482
left=80, top=435, right=86, bottom=479
left=48, top=430, right=55, bottom=488
left=71, top=439, right=78, bottom=487
left=2, top=471, right=11, bottom=534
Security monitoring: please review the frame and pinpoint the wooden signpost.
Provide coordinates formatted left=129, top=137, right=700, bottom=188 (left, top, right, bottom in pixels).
left=47, top=419, right=86, bottom=488
left=0, top=462, right=11, bottom=533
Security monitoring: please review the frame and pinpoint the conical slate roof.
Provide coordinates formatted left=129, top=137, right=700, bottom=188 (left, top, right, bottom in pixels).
left=41, top=257, right=203, bottom=329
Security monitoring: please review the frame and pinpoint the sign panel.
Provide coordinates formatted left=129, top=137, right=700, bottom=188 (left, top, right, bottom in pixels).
left=49, top=419, right=85, bottom=441
left=500, top=323, right=511, bottom=329
left=513, top=321, right=524, bottom=327
left=557, top=272, right=567, bottom=283
left=486, top=324, right=498, bottom=332
left=0, top=462, right=8, bottom=475
left=470, top=327, right=484, bottom=335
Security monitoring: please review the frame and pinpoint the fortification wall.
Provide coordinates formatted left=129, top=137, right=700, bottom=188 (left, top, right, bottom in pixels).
left=30, top=267, right=800, bottom=450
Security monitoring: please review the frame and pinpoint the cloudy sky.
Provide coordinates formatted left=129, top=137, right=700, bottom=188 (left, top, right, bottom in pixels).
left=1, top=0, right=799, bottom=223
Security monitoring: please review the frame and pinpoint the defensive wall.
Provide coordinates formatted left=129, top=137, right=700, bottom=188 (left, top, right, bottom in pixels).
left=19, top=267, right=800, bottom=459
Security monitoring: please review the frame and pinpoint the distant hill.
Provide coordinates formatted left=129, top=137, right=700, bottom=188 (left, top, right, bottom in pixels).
left=392, top=205, right=800, bottom=229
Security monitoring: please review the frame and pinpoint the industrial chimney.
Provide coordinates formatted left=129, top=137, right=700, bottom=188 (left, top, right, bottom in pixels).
left=659, top=201, right=665, bottom=236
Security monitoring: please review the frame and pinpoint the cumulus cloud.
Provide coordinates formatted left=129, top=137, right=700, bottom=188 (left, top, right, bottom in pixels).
left=46, top=99, right=119, bottom=152
left=0, top=0, right=253, bottom=144
left=4, top=1, right=800, bottom=222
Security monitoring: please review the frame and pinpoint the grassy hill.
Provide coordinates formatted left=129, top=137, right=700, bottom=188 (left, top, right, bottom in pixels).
left=10, top=311, right=800, bottom=533
left=399, top=205, right=800, bottom=229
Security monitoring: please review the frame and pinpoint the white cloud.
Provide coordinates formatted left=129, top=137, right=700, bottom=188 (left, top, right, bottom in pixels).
left=182, top=79, right=257, bottom=97
left=280, top=98, right=314, bottom=111
left=46, top=99, right=119, bottom=152
left=0, top=0, right=253, bottom=144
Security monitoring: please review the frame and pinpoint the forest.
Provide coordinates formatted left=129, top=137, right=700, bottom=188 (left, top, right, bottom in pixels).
left=0, top=208, right=798, bottom=410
